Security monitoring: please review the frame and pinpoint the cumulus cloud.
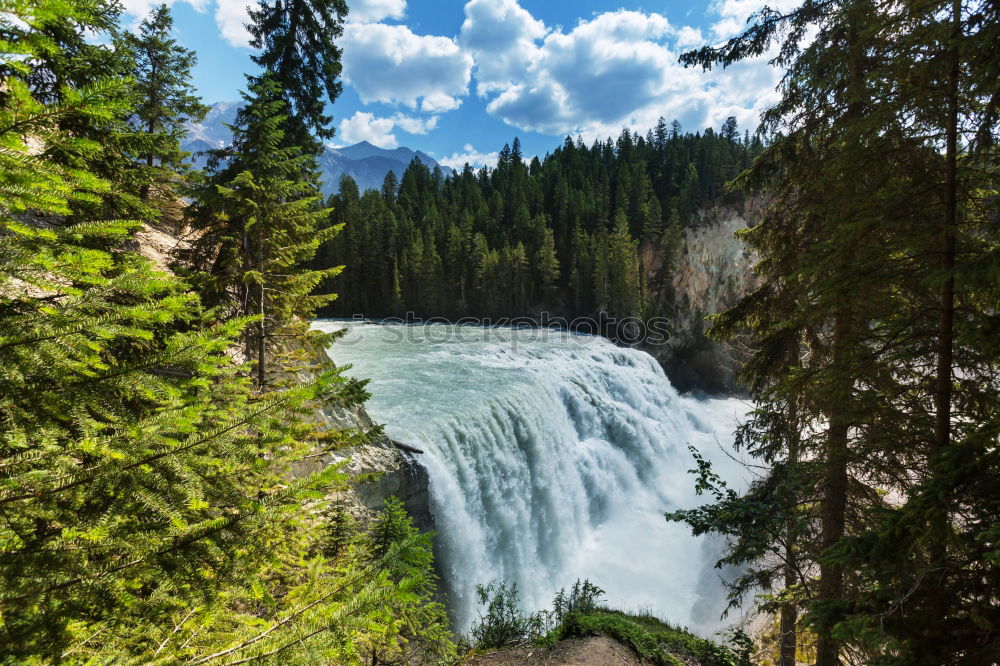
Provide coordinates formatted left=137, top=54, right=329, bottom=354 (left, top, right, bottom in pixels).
left=438, top=144, right=500, bottom=170
left=341, top=23, right=473, bottom=112
left=710, top=0, right=801, bottom=40
left=674, top=25, right=705, bottom=51
left=462, top=0, right=785, bottom=141
left=338, top=111, right=439, bottom=148
left=391, top=113, right=439, bottom=135
left=459, top=0, right=546, bottom=95
left=483, top=10, right=682, bottom=135
left=119, top=0, right=250, bottom=47
left=214, top=0, right=253, bottom=48
left=348, top=0, right=406, bottom=23
left=149, top=0, right=409, bottom=50
left=120, top=0, right=209, bottom=18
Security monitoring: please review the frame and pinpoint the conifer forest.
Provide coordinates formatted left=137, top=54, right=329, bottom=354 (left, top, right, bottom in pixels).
left=0, top=0, right=998, bottom=664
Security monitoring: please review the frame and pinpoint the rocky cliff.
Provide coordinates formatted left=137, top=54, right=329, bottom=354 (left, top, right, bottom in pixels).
left=287, top=343, right=435, bottom=533
left=642, top=201, right=759, bottom=395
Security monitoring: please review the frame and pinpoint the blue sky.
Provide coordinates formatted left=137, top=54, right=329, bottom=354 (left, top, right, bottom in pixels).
left=121, top=0, right=790, bottom=167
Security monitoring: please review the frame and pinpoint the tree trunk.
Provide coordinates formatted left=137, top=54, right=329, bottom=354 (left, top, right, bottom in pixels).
left=935, top=0, right=959, bottom=462
left=780, top=387, right=801, bottom=666
left=257, top=226, right=266, bottom=388
left=140, top=63, right=159, bottom=202
left=816, top=313, right=851, bottom=666
left=922, top=2, right=961, bottom=654
left=779, top=560, right=798, bottom=666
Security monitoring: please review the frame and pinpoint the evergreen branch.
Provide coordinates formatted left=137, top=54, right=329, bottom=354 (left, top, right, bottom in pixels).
left=189, top=569, right=375, bottom=664
left=0, top=386, right=308, bottom=506
left=153, top=607, right=199, bottom=658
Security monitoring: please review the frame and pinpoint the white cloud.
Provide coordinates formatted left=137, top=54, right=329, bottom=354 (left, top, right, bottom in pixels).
left=459, top=0, right=546, bottom=95
left=214, top=0, right=253, bottom=48
left=119, top=0, right=250, bottom=47
left=439, top=144, right=500, bottom=170
left=340, top=112, right=396, bottom=147
left=483, top=10, right=681, bottom=136
left=461, top=1, right=784, bottom=141
left=338, top=111, right=439, bottom=148
left=674, top=26, right=705, bottom=51
left=341, top=23, right=473, bottom=112
left=348, top=0, right=405, bottom=23
left=710, top=0, right=800, bottom=40
left=120, top=0, right=210, bottom=16
left=124, top=0, right=404, bottom=49
left=420, top=91, right=462, bottom=113
left=392, top=114, right=439, bottom=135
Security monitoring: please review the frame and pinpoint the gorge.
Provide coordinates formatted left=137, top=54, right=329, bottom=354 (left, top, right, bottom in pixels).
left=317, top=320, right=749, bottom=635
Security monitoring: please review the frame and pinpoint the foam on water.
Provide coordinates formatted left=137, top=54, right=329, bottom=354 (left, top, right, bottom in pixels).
left=316, top=321, right=747, bottom=635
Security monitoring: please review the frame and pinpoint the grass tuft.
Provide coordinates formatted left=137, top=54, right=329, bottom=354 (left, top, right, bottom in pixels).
left=549, top=607, right=751, bottom=666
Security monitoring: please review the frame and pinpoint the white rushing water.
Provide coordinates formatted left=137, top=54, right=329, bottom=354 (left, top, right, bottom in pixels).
left=316, top=320, right=748, bottom=636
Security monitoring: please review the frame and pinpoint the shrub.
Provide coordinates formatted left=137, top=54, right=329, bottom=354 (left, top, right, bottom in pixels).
left=470, top=581, right=547, bottom=648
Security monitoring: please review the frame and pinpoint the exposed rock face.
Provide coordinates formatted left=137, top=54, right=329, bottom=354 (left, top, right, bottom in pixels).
left=287, top=344, right=435, bottom=532
left=642, top=201, right=759, bottom=395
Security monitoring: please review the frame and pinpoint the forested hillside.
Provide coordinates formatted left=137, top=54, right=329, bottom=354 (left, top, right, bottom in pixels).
left=317, top=121, right=761, bottom=321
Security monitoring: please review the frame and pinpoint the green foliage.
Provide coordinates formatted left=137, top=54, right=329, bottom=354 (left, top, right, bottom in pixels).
left=470, top=581, right=548, bottom=649
left=354, top=498, right=456, bottom=665
left=247, top=0, right=348, bottom=149
left=551, top=579, right=604, bottom=623
left=674, top=0, right=1000, bottom=663
left=120, top=3, right=208, bottom=211
left=55, top=495, right=455, bottom=665
left=469, top=579, right=745, bottom=666
left=183, top=75, right=341, bottom=384
left=554, top=612, right=684, bottom=666
left=1, top=1, right=456, bottom=662
left=552, top=608, right=750, bottom=666
left=1, top=0, right=164, bottom=221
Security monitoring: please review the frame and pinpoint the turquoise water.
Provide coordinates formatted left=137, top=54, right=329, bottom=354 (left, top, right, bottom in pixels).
left=317, top=321, right=748, bottom=634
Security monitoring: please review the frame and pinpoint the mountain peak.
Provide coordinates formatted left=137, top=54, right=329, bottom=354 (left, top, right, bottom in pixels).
left=182, top=104, right=452, bottom=195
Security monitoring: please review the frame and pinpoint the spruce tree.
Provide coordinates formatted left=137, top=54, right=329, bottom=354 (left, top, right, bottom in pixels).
left=185, top=75, right=341, bottom=385
left=121, top=3, right=208, bottom=207
left=535, top=227, right=560, bottom=302
left=1, top=0, right=148, bottom=218
left=246, top=0, right=348, bottom=151
left=0, top=4, right=360, bottom=657
left=671, top=0, right=1000, bottom=663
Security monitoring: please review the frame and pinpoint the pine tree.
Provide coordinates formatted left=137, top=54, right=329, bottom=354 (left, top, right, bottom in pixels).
left=720, top=116, right=738, bottom=142
left=0, top=5, right=363, bottom=657
left=247, top=0, right=348, bottom=151
left=672, top=0, right=1000, bottom=662
left=605, top=211, right=641, bottom=318
left=1, top=0, right=151, bottom=218
left=186, top=75, right=342, bottom=385
left=535, top=227, right=560, bottom=302
left=2, top=2, right=459, bottom=662
left=121, top=3, right=208, bottom=207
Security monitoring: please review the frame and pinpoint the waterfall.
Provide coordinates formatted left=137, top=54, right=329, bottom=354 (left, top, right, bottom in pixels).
left=317, top=321, right=747, bottom=635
